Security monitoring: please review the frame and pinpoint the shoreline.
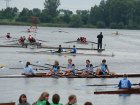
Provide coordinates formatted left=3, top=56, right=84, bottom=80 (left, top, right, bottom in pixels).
left=0, top=21, right=140, bottom=30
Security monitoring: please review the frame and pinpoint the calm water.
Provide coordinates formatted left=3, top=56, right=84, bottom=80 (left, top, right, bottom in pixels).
left=0, top=25, right=140, bottom=105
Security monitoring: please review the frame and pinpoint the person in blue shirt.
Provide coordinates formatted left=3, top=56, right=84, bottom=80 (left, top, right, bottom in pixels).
left=23, top=62, right=35, bottom=75
left=118, top=74, right=132, bottom=89
left=65, top=59, right=76, bottom=75
left=71, top=45, right=76, bottom=53
left=81, top=60, right=94, bottom=76
left=48, top=60, right=60, bottom=76
left=96, top=59, right=109, bottom=75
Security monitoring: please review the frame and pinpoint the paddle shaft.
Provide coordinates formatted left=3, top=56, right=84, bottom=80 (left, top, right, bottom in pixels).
left=87, top=83, right=140, bottom=86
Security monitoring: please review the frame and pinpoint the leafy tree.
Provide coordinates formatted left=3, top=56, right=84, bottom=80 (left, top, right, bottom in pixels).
left=96, top=21, right=106, bottom=28
left=59, top=9, right=73, bottom=24
left=32, top=8, right=41, bottom=17
left=110, top=22, right=117, bottom=29
left=76, top=10, right=89, bottom=25
left=0, top=7, right=18, bottom=19
left=69, top=15, right=82, bottom=28
left=117, top=22, right=125, bottom=29
left=16, top=8, right=32, bottom=22
left=42, top=0, right=60, bottom=22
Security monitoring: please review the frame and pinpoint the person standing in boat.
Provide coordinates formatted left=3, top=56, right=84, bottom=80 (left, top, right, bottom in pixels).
left=23, top=62, right=36, bottom=75
left=48, top=60, right=60, bottom=76
left=118, top=74, right=132, bottom=89
left=65, top=59, right=76, bottom=75
left=96, top=59, right=109, bottom=75
left=81, top=60, right=94, bottom=76
left=71, top=45, right=77, bottom=53
left=18, top=94, right=31, bottom=105
left=97, top=32, right=103, bottom=50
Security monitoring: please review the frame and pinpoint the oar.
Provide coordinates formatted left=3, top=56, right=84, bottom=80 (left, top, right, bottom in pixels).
left=8, top=67, right=50, bottom=71
left=88, top=41, right=98, bottom=44
left=0, top=36, right=5, bottom=38
left=86, top=83, right=140, bottom=86
left=77, top=66, right=99, bottom=71
left=36, top=39, right=48, bottom=42
left=31, top=64, right=50, bottom=69
left=45, top=63, right=66, bottom=68
left=64, top=41, right=77, bottom=43
left=4, top=39, right=19, bottom=43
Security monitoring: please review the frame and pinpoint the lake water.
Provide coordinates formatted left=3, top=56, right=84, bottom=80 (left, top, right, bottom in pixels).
left=0, top=25, right=140, bottom=105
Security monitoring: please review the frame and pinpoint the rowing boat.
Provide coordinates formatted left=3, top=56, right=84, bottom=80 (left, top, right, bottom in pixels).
left=0, top=45, right=105, bottom=51
left=0, top=102, right=15, bottom=105
left=17, top=50, right=113, bottom=57
left=64, top=40, right=98, bottom=44
left=1, top=73, right=140, bottom=78
left=94, top=88, right=140, bottom=94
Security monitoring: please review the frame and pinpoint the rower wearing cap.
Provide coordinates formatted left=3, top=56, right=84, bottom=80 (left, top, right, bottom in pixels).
left=118, top=74, right=132, bottom=89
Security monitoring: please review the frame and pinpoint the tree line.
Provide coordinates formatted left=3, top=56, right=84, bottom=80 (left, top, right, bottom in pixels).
left=0, top=0, right=140, bottom=29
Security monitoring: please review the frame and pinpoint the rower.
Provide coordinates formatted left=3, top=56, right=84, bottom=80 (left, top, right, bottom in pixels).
left=6, top=33, right=11, bottom=39
left=71, top=45, right=76, bottom=53
left=23, top=62, right=36, bottom=75
left=27, top=29, right=31, bottom=33
left=57, top=45, right=63, bottom=53
left=48, top=60, right=60, bottom=76
left=118, top=74, right=132, bottom=89
left=96, top=59, right=109, bottom=75
left=65, top=59, right=76, bottom=75
left=82, top=60, right=94, bottom=76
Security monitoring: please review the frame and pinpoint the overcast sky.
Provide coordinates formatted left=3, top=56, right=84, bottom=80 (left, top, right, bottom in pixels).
left=0, top=0, right=101, bottom=12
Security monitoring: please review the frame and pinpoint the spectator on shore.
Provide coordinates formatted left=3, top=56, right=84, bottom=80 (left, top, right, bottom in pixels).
left=50, top=94, right=62, bottom=105
left=18, top=94, right=31, bottom=105
left=65, top=94, right=77, bottom=105
left=35, top=91, right=50, bottom=105
left=84, top=102, right=93, bottom=105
